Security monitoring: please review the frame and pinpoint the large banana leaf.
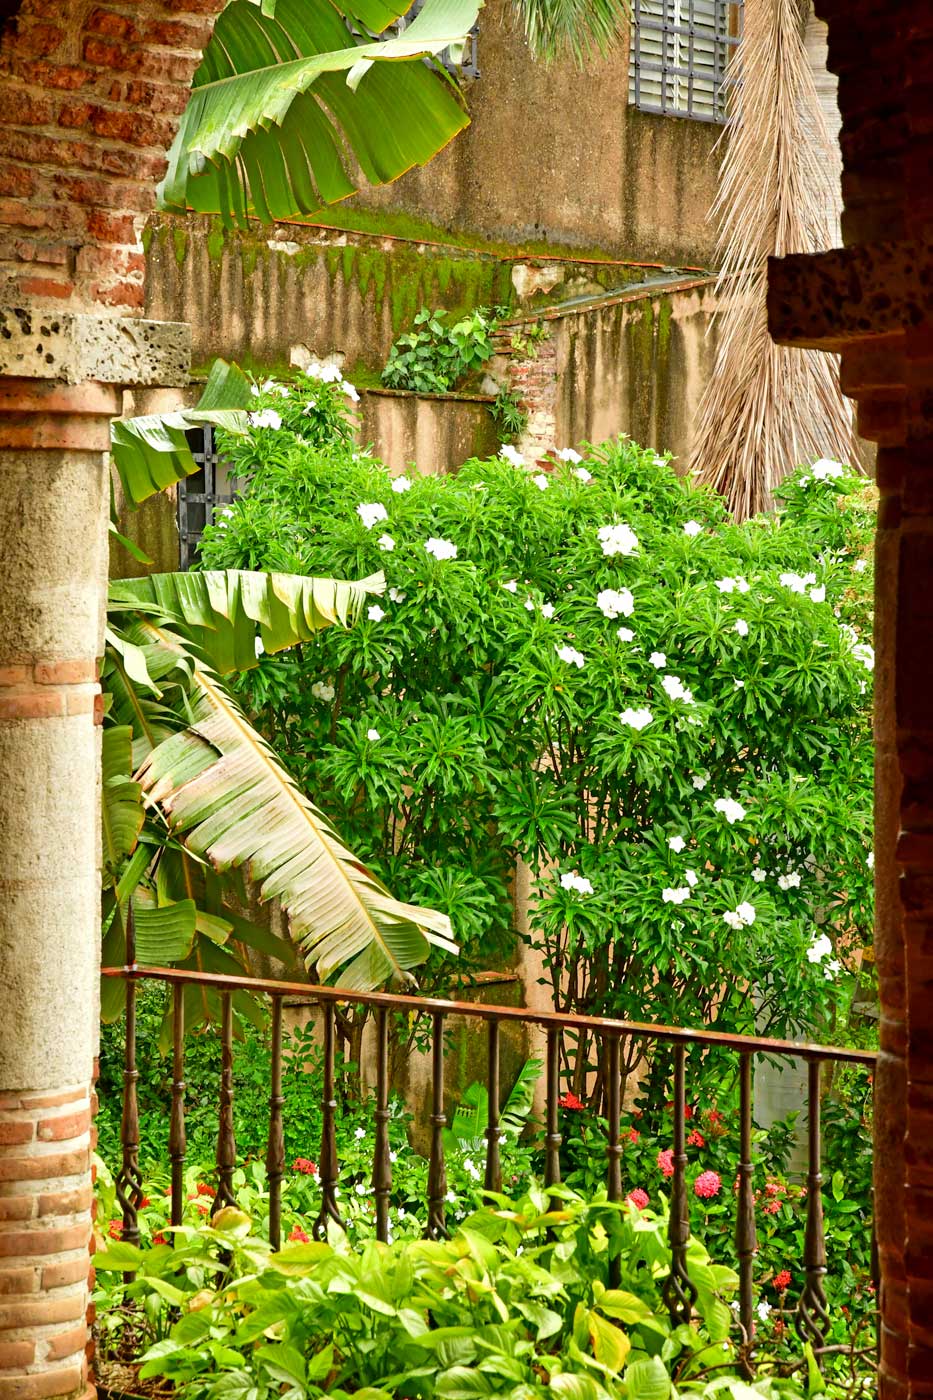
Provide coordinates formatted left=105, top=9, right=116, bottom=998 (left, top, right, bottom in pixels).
left=159, top=0, right=479, bottom=227
left=137, top=662, right=458, bottom=989
left=110, top=568, right=384, bottom=676
left=111, top=359, right=251, bottom=509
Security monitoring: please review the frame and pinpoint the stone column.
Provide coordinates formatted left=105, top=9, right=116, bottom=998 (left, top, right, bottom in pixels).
left=0, top=309, right=189, bottom=1400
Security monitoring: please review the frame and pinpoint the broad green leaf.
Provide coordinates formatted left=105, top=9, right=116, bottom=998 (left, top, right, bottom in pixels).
left=94, top=1241, right=145, bottom=1271
left=133, top=900, right=198, bottom=963
left=597, top=1290, right=655, bottom=1325
left=623, top=1356, right=671, bottom=1400
left=101, top=726, right=143, bottom=872
left=587, top=1309, right=630, bottom=1372
left=160, top=0, right=478, bottom=227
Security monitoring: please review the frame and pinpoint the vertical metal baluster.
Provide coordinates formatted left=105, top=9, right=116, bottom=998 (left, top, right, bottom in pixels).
left=212, top=992, right=237, bottom=1215
left=427, top=1012, right=448, bottom=1238
left=266, top=996, right=285, bottom=1251
left=662, top=1043, right=698, bottom=1325
left=116, top=905, right=143, bottom=1250
left=606, top=1033, right=623, bottom=1287
left=870, top=1193, right=881, bottom=1362
left=372, top=1006, right=392, bottom=1243
left=169, top=982, right=186, bottom=1233
left=314, top=1002, right=344, bottom=1238
left=796, top=1059, right=829, bottom=1350
left=736, top=1051, right=758, bottom=1363
left=544, top=1027, right=562, bottom=1196
left=484, top=1019, right=502, bottom=1194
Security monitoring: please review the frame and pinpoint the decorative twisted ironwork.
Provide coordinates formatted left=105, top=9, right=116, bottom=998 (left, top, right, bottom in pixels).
left=736, top=1051, right=758, bottom=1365
left=484, top=1018, right=502, bottom=1194
left=427, top=1012, right=448, bottom=1239
left=313, top=1002, right=345, bottom=1238
left=266, top=996, right=285, bottom=1251
left=116, top=908, right=143, bottom=1249
left=212, top=992, right=238, bottom=1216
left=169, top=982, right=186, bottom=1233
left=796, top=1059, right=830, bottom=1350
left=372, top=1006, right=393, bottom=1243
left=662, top=1044, right=698, bottom=1326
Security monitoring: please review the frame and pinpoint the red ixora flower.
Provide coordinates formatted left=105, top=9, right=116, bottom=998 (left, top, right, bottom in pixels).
left=152, top=1232, right=167, bottom=1246
left=687, top=1129, right=706, bottom=1148
left=195, top=1183, right=215, bottom=1198
left=288, top=1225, right=310, bottom=1244
left=694, top=1170, right=722, bottom=1199
left=625, top=1188, right=650, bottom=1210
left=665, top=1101, right=695, bottom=1120
left=107, top=1220, right=122, bottom=1239
left=626, top=1127, right=640, bottom=1144
left=773, top=1269, right=792, bottom=1291
left=657, top=1148, right=675, bottom=1177
left=559, top=1091, right=585, bottom=1111
left=293, top=1157, right=318, bottom=1175
left=762, top=1199, right=781, bottom=1215
left=765, top=1181, right=785, bottom=1197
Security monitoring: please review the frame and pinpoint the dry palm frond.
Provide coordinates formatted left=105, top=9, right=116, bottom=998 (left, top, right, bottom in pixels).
left=691, top=0, right=857, bottom=519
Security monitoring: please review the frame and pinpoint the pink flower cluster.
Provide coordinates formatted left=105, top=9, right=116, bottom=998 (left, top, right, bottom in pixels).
left=626, top=1188, right=650, bottom=1210
left=694, top=1170, right=722, bottom=1199
left=293, top=1156, right=318, bottom=1176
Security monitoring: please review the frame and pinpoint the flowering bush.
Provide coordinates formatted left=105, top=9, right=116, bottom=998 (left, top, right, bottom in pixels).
left=201, top=375, right=875, bottom=1099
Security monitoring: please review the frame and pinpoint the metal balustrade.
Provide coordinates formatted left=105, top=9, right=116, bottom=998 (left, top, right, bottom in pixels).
left=105, top=956, right=876, bottom=1358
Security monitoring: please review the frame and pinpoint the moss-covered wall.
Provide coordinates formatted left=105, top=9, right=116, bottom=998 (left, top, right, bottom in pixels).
left=555, top=280, right=720, bottom=466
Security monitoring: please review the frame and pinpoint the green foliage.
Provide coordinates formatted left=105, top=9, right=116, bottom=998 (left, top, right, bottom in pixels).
left=491, top=386, right=529, bottom=441
left=94, top=1184, right=824, bottom=1400
left=160, top=0, right=479, bottom=228
left=201, top=380, right=876, bottom=1087
left=382, top=305, right=500, bottom=393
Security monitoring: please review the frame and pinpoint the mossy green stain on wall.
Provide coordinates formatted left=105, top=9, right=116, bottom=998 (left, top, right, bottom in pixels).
left=172, top=226, right=188, bottom=266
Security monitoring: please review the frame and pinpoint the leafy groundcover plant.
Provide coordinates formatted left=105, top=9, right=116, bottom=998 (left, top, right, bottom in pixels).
left=199, top=373, right=875, bottom=1105
left=95, top=1184, right=839, bottom=1400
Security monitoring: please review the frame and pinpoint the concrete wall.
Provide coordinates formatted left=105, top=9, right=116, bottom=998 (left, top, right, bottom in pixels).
left=359, top=387, right=499, bottom=476
left=353, top=0, right=723, bottom=267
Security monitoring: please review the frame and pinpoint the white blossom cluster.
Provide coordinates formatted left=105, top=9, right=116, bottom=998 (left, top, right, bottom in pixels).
left=556, top=644, right=585, bottom=668
left=560, top=871, right=594, bottom=895
left=597, top=588, right=634, bottom=619
left=597, top=522, right=639, bottom=557
left=311, top=681, right=335, bottom=703
left=357, top=502, right=388, bottom=529
left=424, top=537, right=457, bottom=561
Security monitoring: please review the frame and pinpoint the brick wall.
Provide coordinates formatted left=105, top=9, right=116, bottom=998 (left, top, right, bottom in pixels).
left=0, top=0, right=225, bottom=312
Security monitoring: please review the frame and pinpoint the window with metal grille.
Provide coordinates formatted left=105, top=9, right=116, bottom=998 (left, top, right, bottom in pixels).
left=368, top=0, right=480, bottom=80
left=177, top=426, right=238, bottom=569
left=628, top=0, right=742, bottom=124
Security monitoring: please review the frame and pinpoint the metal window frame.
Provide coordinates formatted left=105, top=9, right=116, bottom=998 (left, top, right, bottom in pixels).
left=629, top=0, right=743, bottom=125
left=177, top=425, right=237, bottom=570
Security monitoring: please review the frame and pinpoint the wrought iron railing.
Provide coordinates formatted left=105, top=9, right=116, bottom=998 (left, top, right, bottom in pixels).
left=103, top=961, right=876, bottom=1358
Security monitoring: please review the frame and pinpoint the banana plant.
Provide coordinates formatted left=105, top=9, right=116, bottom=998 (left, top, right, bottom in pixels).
left=160, top=0, right=481, bottom=228
left=102, top=566, right=457, bottom=1032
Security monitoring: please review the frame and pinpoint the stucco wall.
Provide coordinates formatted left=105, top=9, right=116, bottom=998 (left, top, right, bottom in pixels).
left=351, top=0, right=723, bottom=267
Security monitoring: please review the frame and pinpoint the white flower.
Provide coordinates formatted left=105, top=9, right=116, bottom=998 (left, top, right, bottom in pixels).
left=355, top=1182, right=368, bottom=1196
left=541, top=602, right=555, bottom=619
left=377, top=533, right=395, bottom=552
left=757, top=1301, right=772, bottom=1322
left=780, top=571, right=807, bottom=594
left=254, top=636, right=265, bottom=657
left=723, top=903, right=756, bottom=930
left=661, top=674, right=694, bottom=704
left=311, top=681, right=335, bottom=703
left=556, top=645, right=585, bottom=668
left=734, top=619, right=749, bottom=637
left=734, top=679, right=745, bottom=689
left=668, top=835, right=686, bottom=852
left=853, top=558, right=868, bottom=573
left=683, top=521, right=703, bottom=538
left=824, top=958, right=842, bottom=981
left=573, top=875, right=594, bottom=895
left=867, top=851, right=874, bottom=869
left=574, top=466, right=592, bottom=483
left=524, top=598, right=535, bottom=612
left=391, top=475, right=412, bottom=493
left=342, top=381, right=360, bottom=403
left=354, top=1126, right=367, bottom=1139
left=716, top=577, right=737, bottom=594
left=445, top=1189, right=457, bottom=1204
left=807, top=932, right=833, bottom=963
left=500, top=444, right=524, bottom=467
left=809, top=585, right=826, bottom=603
left=649, top=651, right=666, bottom=668
left=811, top=457, right=845, bottom=480
left=306, top=362, right=342, bottom=383
left=736, top=577, right=750, bottom=593
left=723, top=911, right=743, bottom=930
left=752, top=868, right=767, bottom=883
left=532, top=473, right=550, bottom=491
left=685, top=869, right=698, bottom=888
left=691, top=773, right=709, bottom=791
left=559, top=872, right=577, bottom=890
left=653, top=454, right=667, bottom=468
left=367, top=604, right=385, bottom=622
left=597, top=522, right=639, bottom=557
left=366, top=728, right=381, bottom=742
left=617, top=627, right=634, bottom=642
left=463, top=1158, right=481, bottom=1180
left=248, top=408, right=282, bottom=431
left=424, top=537, right=457, bottom=561
left=388, top=588, right=406, bottom=604
left=502, top=579, right=518, bottom=593
left=714, top=797, right=746, bottom=824
left=619, top=707, right=653, bottom=730
left=558, top=447, right=583, bottom=463
left=852, top=642, right=874, bottom=671
left=778, top=871, right=802, bottom=890
left=357, top=502, right=388, bottom=529
left=663, top=887, right=691, bottom=904
left=597, top=588, right=635, bottom=619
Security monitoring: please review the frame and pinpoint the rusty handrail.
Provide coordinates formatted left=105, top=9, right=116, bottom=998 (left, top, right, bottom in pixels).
left=102, top=964, right=877, bottom=1067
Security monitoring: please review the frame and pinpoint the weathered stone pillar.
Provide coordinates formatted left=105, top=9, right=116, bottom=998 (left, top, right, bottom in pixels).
left=0, top=310, right=189, bottom=1399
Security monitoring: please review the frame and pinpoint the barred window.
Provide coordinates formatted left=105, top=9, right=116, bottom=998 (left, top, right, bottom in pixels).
left=177, top=426, right=238, bottom=569
left=628, top=0, right=743, bottom=124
